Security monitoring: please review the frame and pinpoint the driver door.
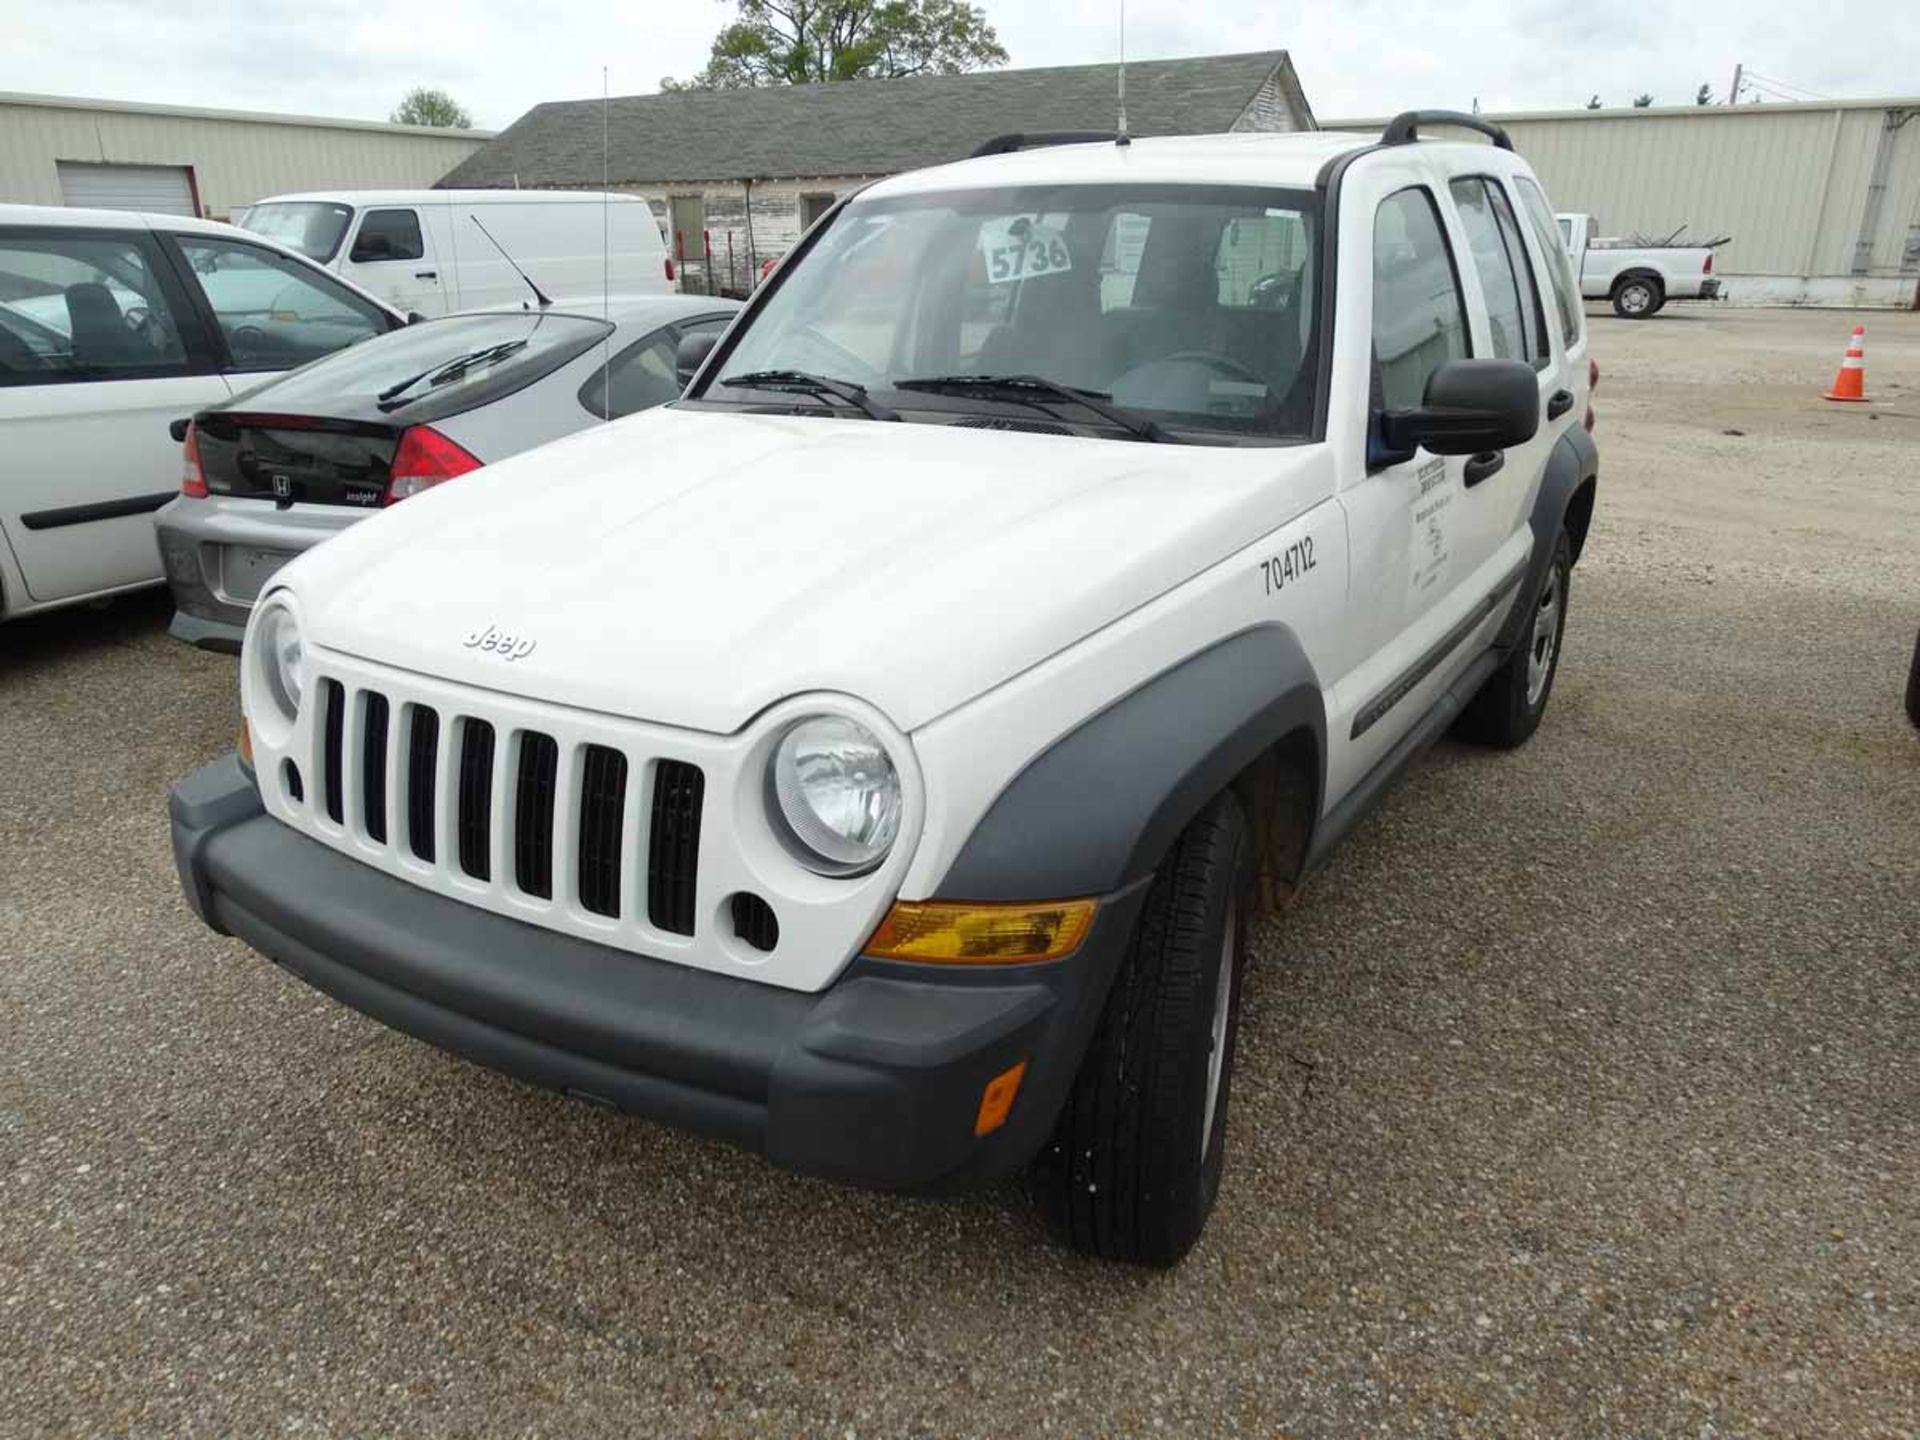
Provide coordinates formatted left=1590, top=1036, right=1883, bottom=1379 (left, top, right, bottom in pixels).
left=0, top=224, right=229, bottom=605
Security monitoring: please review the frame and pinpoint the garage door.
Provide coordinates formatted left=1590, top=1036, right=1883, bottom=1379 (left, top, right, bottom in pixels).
left=56, top=161, right=196, bottom=217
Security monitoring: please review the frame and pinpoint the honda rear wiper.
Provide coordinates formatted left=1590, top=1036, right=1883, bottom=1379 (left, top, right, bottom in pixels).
left=717, top=369, right=899, bottom=422
left=892, top=374, right=1176, bottom=443
left=376, top=340, right=531, bottom=411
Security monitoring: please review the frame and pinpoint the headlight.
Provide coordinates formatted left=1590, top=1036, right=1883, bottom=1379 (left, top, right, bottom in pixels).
left=768, top=715, right=902, bottom=875
left=255, top=600, right=306, bottom=721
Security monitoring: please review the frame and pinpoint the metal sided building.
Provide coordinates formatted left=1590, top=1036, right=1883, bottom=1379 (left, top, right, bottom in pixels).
left=0, top=92, right=492, bottom=222
left=437, top=51, right=1317, bottom=297
left=1333, top=98, right=1920, bottom=309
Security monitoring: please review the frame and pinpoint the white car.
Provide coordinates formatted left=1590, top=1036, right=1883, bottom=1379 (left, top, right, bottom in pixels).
left=0, top=204, right=404, bottom=626
left=236, top=190, right=676, bottom=318
left=156, top=294, right=739, bottom=652
left=1559, top=211, right=1722, bottom=318
left=171, top=112, right=1600, bottom=1265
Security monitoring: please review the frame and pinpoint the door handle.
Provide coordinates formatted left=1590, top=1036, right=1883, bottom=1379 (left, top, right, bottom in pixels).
left=414, top=270, right=438, bottom=280
left=1463, top=451, right=1505, bottom=487
left=1547, top=389, right=1574, bottom=420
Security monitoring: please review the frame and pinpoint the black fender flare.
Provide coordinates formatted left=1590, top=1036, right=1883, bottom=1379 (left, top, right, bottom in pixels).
left=932, top=625, right=1326, bottom=901
left=1497, top=426, right=1599, bottom=651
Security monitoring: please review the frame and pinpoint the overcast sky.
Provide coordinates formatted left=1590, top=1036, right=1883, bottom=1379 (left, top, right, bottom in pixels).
left=3, top=0, right=1914, bottom=129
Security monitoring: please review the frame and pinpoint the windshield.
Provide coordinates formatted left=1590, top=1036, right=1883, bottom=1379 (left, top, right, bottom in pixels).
left=240, top=202, right=355, bottom=262
left=711, top=183, right=1322, bottom=442
left=247, top=311, right=612, bottom=408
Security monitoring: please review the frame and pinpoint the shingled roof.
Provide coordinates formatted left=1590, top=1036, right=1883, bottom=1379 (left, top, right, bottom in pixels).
left=439, top=51, right=1311, bottom=189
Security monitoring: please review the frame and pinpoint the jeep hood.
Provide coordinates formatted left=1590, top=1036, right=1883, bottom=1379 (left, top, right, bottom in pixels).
left=286, top=406, right=1333, bottom=734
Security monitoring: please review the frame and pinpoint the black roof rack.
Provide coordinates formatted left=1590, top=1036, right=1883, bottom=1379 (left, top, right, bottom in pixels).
left=970, top=131, right=1120, bottom=159
left=1381, top=110, right=1514, bottom=151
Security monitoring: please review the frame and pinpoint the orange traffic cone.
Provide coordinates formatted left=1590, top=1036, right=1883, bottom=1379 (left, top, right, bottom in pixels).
left=1824, top=325, right=1869, bottom=402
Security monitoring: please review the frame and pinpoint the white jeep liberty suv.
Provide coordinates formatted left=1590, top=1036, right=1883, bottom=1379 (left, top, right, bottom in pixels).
left=172, top=113, right=1598, bottom=1266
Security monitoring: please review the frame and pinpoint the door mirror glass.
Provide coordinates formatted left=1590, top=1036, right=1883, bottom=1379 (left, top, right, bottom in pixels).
left=1378, top=358, right=1539, bottom=458
left=676, top=329, right=719, bottom=388
left=352, top=231, right=394, bottom=262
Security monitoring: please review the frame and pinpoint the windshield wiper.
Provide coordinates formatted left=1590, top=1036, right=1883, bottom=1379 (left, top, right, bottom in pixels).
left=717, top=369, right=899, bottom=422
left=892, top=374, right=1176, bottom=443
left=376, top=340, right=530, bottom=411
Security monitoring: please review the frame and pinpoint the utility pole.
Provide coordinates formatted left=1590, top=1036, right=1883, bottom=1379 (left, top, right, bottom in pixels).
left=1728, top=62, right=1743, bottom=105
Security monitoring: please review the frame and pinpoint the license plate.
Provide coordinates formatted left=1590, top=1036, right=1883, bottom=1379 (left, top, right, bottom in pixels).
left=222, top=546, right=296, bottom=603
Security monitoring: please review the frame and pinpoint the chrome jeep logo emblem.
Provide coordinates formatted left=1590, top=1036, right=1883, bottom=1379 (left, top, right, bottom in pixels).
left=462, top=624, right=536, bottom=661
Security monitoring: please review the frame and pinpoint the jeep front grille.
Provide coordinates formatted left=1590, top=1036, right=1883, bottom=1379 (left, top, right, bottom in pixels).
left=297, top=676, right=706, bottom=934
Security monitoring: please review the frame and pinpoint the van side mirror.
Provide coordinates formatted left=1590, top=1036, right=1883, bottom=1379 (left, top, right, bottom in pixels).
left=351, top=232, right=394, bottom=262
left=676, top=331, right=719, bottom=390
left=1377, top=358, right=1539, bottom=460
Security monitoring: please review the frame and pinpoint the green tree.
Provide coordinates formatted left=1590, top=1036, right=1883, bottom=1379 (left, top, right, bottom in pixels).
left=1633, top=92, right=1654, bottom=107
left=663, top=0, right=1007, bottom=90
left=1695, top=82, right=1713, bottom=105
left=392, top=87, right=473, bottom=128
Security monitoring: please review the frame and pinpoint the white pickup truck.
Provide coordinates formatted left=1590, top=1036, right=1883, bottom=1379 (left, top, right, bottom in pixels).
left=1558, top=212, right=1722, bottom=318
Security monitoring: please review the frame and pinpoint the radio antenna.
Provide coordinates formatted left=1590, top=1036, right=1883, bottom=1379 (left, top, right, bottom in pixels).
left=600, top=65, right=612, bottom=419
left=1115, top=0, right=1130, bottom=146
left=469, top=215, right=551, bottom=308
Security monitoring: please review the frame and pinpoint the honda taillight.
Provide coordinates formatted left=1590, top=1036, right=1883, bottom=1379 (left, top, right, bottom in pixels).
left=1703, top=252, right=1713, bottom=274
left=664, top=256, right=676, bottom=282
left=384, top=425, right=481, bottom=505
left=180, top=421, right=208, bottom=498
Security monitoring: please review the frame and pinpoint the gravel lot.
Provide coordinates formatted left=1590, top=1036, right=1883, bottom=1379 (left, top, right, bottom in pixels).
left=3, top=305, right=1916, bottom=1438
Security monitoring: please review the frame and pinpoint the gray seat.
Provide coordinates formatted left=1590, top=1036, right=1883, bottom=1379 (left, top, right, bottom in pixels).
left=65, top=282, right=144, bottom=369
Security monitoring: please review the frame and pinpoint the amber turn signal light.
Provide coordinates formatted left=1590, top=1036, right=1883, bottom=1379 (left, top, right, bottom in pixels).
left=975, top=1060, right=1028, bottom=1137
left=237, top=718, right=254, bottom=769
left=865, top=899, right=1096, bottom=964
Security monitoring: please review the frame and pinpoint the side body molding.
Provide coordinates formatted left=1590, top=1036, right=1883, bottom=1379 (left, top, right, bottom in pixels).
left=935, top=626, right=1326, bottom=902
left=1497, top=426, right=1599, bottom=652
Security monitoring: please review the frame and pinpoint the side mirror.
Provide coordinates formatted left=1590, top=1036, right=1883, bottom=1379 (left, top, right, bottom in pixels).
left=168, top=416, right=191, bottom=443
left=1377, top=358, right=1540, bottom=460
left=676, top=331, right=719, bottom=390
left=405, top=311, right=430, bottom=326
left=351, top=232, right=394, bottom=262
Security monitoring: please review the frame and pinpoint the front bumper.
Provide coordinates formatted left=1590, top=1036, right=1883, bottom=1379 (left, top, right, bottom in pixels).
left=155, top=496, right=364, bottom=654
left=170, top=755, right=1144, bottom=1191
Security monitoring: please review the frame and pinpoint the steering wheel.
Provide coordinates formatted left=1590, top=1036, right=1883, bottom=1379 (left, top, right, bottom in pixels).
left=229, top=324, right=268, bottom=362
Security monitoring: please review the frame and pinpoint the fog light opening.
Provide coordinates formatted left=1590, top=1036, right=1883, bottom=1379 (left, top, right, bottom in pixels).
left=728, top=892, right=779, bottom=953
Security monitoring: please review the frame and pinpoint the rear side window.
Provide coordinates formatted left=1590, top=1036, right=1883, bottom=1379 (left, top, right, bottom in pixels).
left=1514, top=177, right=1583, bottom=346
left=1371, top=187, right=1470, bottom=412
left=1448, top=177, right=1547, bottom=369
left=0, top=233, right=190, bottom=386
left=579, top=329, right=678, bottom=419
left=351, top=209, right=425, bottom=264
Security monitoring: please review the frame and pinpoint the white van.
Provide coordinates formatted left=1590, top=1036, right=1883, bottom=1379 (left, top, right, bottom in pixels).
left=236, top=190, right=674, bottom=317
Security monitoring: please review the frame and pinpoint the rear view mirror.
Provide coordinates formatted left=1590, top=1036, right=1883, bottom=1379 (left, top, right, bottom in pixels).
left=676, top=331, right=719, bottom=390
left=1378, top=358, right=1540, bottom=459
left=168, top=417, right=190, bottom=443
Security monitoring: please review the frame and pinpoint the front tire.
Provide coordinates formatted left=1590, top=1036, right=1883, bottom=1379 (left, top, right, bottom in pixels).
left=1612, top=276, right=1662, bottom=319
left=1456, top=529, right=1572, bottom=749
left=1034, top=792, right=1252, bottom=1267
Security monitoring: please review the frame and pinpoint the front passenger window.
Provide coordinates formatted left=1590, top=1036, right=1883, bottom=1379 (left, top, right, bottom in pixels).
left=1371, top=187, right=1470, bottom=412
left=175, top=237, right=388, bottom=371
left=351, top=209, right=425, bottom=263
